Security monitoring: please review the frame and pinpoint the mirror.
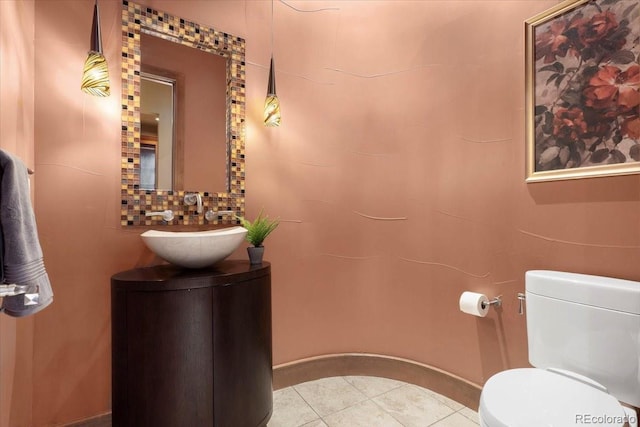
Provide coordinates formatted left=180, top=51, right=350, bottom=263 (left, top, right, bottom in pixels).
left=139, top=33, right=227, bottom=191
left=121, top=1, right=246, bottom=227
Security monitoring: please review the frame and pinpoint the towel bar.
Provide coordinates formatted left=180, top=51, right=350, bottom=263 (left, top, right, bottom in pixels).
left=0, top=284, right=29, bottom=297
left=0, top=284, right=39, bottom=305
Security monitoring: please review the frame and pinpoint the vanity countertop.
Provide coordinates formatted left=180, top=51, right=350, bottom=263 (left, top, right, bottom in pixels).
left=111, top=260, right=270, bottom=291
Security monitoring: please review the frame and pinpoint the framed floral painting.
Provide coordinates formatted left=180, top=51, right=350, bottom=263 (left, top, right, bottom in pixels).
left=525, top=0, right=640, bottom=182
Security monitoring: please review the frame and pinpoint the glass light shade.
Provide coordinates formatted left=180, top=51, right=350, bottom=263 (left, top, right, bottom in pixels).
left=264, top=95, right=281, bottom=127
left=81, top=52, right=110, bottom=97
left=263, top=55, right=280, bottom=127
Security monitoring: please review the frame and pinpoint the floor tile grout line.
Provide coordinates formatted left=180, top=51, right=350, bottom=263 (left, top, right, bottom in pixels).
left=344, top=375, right=406, bottom=399
left=309, top=376, right=370, bottom=419
left=455, top=406, right=480, bottom=424
left=290, top=377, right=370, bottom=422
left=374, top=383, right=461, bottom=427
left=290, top=386, right=324, bottom=426
left=322, top=394, right=371, bottom=421
left=299, top=419, right=326, bottom=427
left=367, top=394, right=408, bottom=427
left=317, top=397, right=380, bottom=426
left=426, top=410, right=459, bottom=427
left=421, top=387, right=468, bottom=412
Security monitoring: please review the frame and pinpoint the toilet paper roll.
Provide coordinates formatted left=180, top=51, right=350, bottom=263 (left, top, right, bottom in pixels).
left=459, top=291, right=489, bottom=317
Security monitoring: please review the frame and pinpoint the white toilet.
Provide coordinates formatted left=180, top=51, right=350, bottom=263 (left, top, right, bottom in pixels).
left=479, top=270, right=639, bottom=427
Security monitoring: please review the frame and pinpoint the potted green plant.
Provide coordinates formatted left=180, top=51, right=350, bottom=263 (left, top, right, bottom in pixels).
left=237, top=209, right=279, bottom=265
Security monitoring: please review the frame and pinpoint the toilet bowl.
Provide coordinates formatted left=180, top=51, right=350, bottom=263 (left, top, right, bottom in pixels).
left=479, top=368, right=634, bottom=427
left=478, top=271, right=640, bottom=427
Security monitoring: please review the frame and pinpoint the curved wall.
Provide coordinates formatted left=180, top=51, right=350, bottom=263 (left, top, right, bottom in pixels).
left=4, top=0, right=638, bottom=425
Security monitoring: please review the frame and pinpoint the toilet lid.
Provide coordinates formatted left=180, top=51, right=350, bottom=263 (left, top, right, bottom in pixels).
left=480, top=368, right=627, bottom=427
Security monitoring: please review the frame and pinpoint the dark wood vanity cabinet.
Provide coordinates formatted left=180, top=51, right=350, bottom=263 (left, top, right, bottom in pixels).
left=111, top=261, right=272, bottom=427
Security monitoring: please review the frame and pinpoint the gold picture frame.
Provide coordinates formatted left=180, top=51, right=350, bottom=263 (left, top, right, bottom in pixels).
left=525, top=0, right=640, bottom=182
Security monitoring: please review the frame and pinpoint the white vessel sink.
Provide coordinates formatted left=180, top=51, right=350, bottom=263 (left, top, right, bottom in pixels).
left=141, top=227, right=247, bottom=268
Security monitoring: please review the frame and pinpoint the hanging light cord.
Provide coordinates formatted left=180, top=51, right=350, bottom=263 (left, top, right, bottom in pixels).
left=263, top=0, right=281, bottom=126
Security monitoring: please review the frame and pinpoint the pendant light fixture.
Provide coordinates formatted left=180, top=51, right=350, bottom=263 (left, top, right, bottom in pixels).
left=81, top=0, right=110, bottom=97
left=263, top=0, right=281, bottom=127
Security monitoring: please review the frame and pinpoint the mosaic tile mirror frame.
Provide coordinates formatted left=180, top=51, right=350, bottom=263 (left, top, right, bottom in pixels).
left=121, top=0, right=246, bottom=227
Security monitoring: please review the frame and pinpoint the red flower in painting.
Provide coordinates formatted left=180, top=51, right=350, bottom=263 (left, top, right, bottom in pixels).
left=583, top=65, right=640, bottom=110
left=623, top=116, right=640, bottom=139
left=536, top=20, right=571, bottom=63
left=553, top=107, right=588, bottom=140
left=532, top=1, right=640, bottom=173
left=585, top=114, right=614, bottom=137
left=578, top=11, right=619, bottom=46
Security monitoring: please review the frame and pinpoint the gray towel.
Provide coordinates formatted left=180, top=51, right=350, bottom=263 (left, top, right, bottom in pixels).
left=0, top=150, right=53, bottom=317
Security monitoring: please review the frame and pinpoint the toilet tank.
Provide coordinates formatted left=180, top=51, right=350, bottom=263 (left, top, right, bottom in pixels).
left=525, top=270, right=640, bottom=408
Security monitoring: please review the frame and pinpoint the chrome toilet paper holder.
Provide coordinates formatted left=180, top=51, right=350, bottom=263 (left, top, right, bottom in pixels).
left=481, top=295, right=502, bottom=309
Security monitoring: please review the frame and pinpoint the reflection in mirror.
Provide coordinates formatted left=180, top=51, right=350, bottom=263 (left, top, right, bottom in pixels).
left=140, top=75, right=174, bottom=190
left=140, top=32, right=227, bottom=192
left=121, top=1, right=246, bottom=227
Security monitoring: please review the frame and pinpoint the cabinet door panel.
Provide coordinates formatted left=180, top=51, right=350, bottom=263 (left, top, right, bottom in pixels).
left=213, top=277, right=272, bottom=426
left=123, top=288, right=214, bottom=427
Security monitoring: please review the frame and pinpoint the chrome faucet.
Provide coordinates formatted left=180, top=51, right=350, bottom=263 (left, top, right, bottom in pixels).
left=205, top=209, right=235, bottom=222
left=184, top=193, right=203, bottom=214
left=145, top=210, right=175, bottom=222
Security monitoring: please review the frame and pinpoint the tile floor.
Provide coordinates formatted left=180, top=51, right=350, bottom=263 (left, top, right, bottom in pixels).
left=268, top=376, right=480, bottom=427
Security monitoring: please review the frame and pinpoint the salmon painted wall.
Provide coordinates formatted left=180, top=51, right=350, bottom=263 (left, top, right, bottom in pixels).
left=0, top=1, right=35, bottom=426
left=30, top=1, right=136, bottom=424
left=246, top=0, right=640, bottom=381
left=3, top=0, right=639, bottom=425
